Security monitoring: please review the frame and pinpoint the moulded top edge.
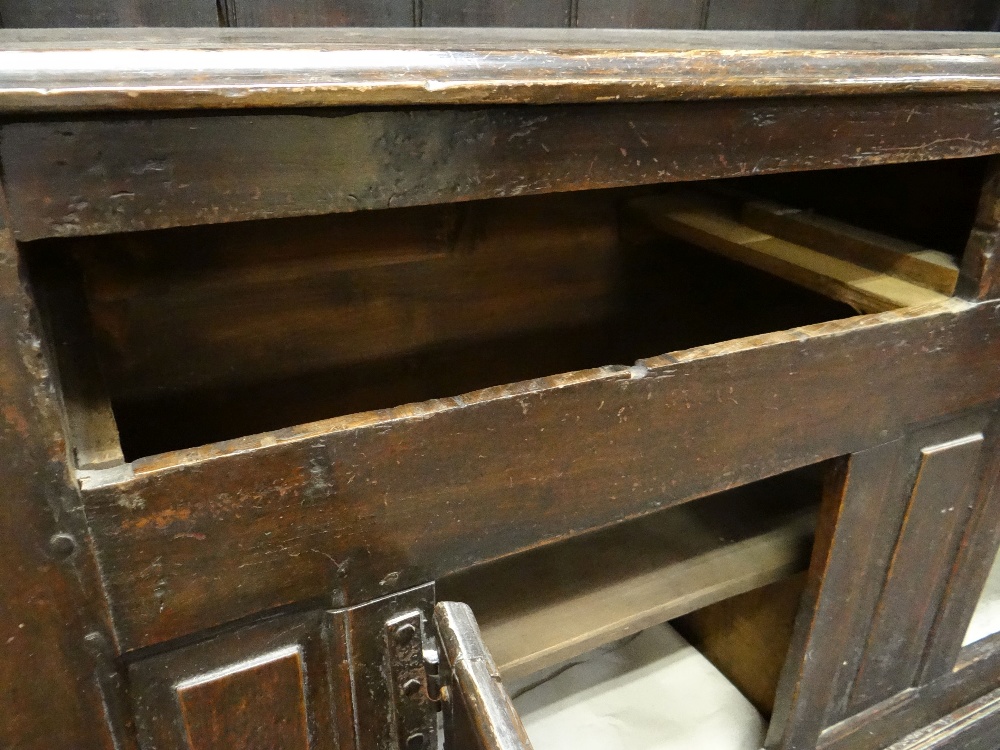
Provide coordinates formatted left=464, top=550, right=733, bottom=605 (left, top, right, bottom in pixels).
left=1, top=29, right=1000, bottom=114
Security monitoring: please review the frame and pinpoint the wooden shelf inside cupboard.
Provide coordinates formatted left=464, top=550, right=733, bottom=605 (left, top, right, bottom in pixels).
left=440, top=467, right=821, bottom=681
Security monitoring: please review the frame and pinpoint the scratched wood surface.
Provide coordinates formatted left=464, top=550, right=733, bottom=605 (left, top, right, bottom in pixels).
left=7, top=93, right=1000, bottom=242
left=34, top=187, right=858, bottom=459
left=73, top=298, right=1000, bottom=651
left=2, top=30, right=1000, bottom=114
left=3, top=25, right=1000, bottom=750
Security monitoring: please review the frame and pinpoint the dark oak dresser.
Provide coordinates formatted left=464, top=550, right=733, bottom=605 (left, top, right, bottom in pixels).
left=3, top=8, right=1000, bottom=750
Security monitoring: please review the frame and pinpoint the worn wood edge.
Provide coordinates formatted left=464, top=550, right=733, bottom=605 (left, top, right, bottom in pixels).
left=435, top=602, right=536, bottom=750
left=477, top=508, right=816, bottom=682
left=84, top=299, right=970, bottom=484
left=1, top=30, right=1000, bottom=112
left=886, top=687, right=1000, bottom=750
left=627, top=193, right=951, bottom=314
left=819, top=635, right=1000, bottom=750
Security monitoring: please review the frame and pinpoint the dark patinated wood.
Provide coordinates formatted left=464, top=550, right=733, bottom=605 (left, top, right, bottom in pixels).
left=341, top=583, right=435, bottom=750
left=4, top=27, right=1000, bottom=750
left=766, top=440, right=912, bottom=750
left=575, top=0, right=706, bottom=29
left=128, top=609, right=343, bottom=750
left=53, top=187, right=852, bottom=460
left=0, top=187, right=132, bottom=750
left=886, top=687, right=1000, bottom=749
left=421, top=0, right=571, bottom=27
left=847, top=420, right=992, bottom=713
left=8, top=92, right=1000, bottom=241
left=919, top=420, right=1000, bottom=682
left=0, top=0, right=218, bottom=27
left=821, top=636, right=1000, bottom=750
left=959, top=156, right=1000, bottom=300
left=0, top=0, right=991, bottom=30
left=435, top=602, right=534, bottom=750
left=0, top=189, right=126, bottom=747
left=706, top=0, right=816, bottom=30
left=221, top=0, right=416, bottom=26
left=75, top=299, right=1000, bottom=651
left=774, top=412, right=1000, bottom=749
left=0, top=30, right=999, bottom=114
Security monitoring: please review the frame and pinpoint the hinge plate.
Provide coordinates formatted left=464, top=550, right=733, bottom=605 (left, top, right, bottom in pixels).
left=386, top=610, right=440, bottom=750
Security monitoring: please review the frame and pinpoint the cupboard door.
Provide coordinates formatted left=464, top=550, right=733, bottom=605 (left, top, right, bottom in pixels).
left=434, top=601, right=534, bottom=750
left=129, top=610, right=349, bottom=750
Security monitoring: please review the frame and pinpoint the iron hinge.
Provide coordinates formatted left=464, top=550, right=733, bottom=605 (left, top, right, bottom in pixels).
left=386, top=609, right=445, bottom=750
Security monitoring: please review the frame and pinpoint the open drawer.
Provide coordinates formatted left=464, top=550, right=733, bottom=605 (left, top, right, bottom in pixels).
left=25, top=156, right=995, bottom=653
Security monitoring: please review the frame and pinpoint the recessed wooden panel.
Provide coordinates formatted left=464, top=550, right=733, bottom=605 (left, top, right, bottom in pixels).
left=0, top=0, right=218, bottom=27
left=706, top=0, right=817, bottom=29
left=129, top=610, right=348, bottom=750
left=222, top=0, right=415, bottom=27
left=766, top=440, right=912, bottom=750
left=176, top=647, right=310, bottom=750
left=848, top=428, right=988, bottom=713
left=575, top=0, right=706, bottom=29
left=860, top=0, right=918, bottom=29
left=420, top=0, right=571, bottom=27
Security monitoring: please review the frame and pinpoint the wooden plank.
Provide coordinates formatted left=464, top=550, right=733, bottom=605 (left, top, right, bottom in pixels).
left=628, top=193, right=949, bottom=312
left=221, top=0, right=416, bottom=26
left=8, top=93, right=1000, bottom=241
left=421, top=0, right=571, bottom=26
left=0, top=191, right=127, bottom=746
left=0, top=0, right=218, bottom=27
left=441, top=472, right=819, bottom=681
left=959, top=156, right=1000, bottom=300
left=887, top=687, right=1000, bottom=750
left=29, top=251, right=124, bottom=470
left=808, top=0, right=864, bottom=29
left=740, top=199, right=959, bottom=295
left=76, top=298, right=1000, bottom=651
left=765, top=441, right=912, bottom=750
left=972, top=0, right=1000, bottom=31
left=847, top=426, right=989, bottom=713
left=0, top=29, right=999, bottom=113
left=575, top=0, right=707, bottom=29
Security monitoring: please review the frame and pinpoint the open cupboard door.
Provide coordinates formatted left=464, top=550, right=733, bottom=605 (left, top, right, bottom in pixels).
left=435, top=603, right=535, bottom=750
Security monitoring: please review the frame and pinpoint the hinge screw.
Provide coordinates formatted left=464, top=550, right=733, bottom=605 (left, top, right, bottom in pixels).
left=394, top=623, right=416, bottom=644
left=49, top=533, right=77, bottom=560
left=402, top=678, right=422, bottom=696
